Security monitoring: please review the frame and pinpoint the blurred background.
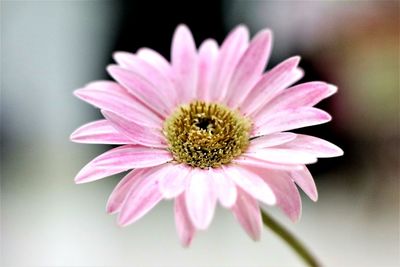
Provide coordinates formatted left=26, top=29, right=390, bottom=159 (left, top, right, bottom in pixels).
left=1, top=0, right=399, bottom=266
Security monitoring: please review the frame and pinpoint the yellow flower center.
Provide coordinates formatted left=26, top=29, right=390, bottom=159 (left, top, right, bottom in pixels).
left=163, top=101, right=251, bottom=168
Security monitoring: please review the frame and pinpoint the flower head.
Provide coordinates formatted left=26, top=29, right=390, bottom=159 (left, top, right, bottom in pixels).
left=71, top=24, right=343, bottom=246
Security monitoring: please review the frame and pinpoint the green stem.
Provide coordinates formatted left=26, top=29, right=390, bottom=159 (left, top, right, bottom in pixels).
left=261, top=210, right=321, bottom=267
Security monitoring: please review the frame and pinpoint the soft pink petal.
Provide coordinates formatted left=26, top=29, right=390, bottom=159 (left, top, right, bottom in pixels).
left=106, top=168, right=146, bottom=214
left=102, top=110, right=166, bottom=148
left=209, top=25, right=249, bottom=102
left=196, top=39, right=218, bottom=101
left=70, top=120, right=132, bottom=144
left=289, top=166, right=318, bottom=201
left=137, top=48, right=174, bottom=78
left=231, top=188, right=262, bottom=241
left=279, top=134, right=344, bottom=158
left=259, top=82, right=338, bottom=116
left=233, top=156, right=303, bottom=171
left=209, top=167, right=237, bottom=208
left=171, top=24, right=198, bottom=103
left=251, top=68, right=305, bottom=119
left=75, top=161, right=128, bottom=184
left=174, top=194, right=196, bottom=247
left=158, top=164, right=191, bottom=199
left=74, top=88, right=162, bottom=128
left=84, top=80, right=129, bottom=95
left=253, top=107, right=331, bottom=136
left=74, top=145, right=171, bottom=184
left=113, top=52, right=178, bottom=109
left=247, top=133, right=297, bottom=150
left=248, top=166, right=302, bottom=222
left=93, top=145, right=172, bottom=169
left=185, top=168, right=217, bottom=230
left=241, top=56, right=301, bottom=116
left=227, top=29, right=272, bottom=108
left=118, top=165, right=166, bottom=226
left=223, top=165, right=276, bottom=205
left=243, top=148, right=317, bottom=165
left=326, top=84, right=338, bottom=96
left=107, top=65, right=171, bottom=117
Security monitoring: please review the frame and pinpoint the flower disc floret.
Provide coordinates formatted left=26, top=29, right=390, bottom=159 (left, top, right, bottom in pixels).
left=163, top=101, right=251, bottom=168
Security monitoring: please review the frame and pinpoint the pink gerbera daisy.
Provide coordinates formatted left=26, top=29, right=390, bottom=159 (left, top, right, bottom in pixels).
left=71, top=24, right=343, bottom=246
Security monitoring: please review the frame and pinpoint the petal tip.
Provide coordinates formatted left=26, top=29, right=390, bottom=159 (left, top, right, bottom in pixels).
left=74, top=170, right=88, bottom=184
left=258, top=28, right=273, bottom=40
left=106, top=206, right=115, bottom=214
left=176, top=23, right=190, bottom=31
left=74, top=176, right=87, bottom=184
left=251, top=234, right=262, bottom=242
left=106, top=64, right=120, bottom=76
left=290, top=212, right=302, bottom=223
left=234, top=24, right=250, bottom=35
left=106, top=201, right=119, bottom=214
left=327, top=84, right=338, bottom=96
left=310, top=193, right=318, bottom=202
left=317, top=109, right=332, bottom=122
left=294, top=67, right=304, bottom=80
left=112, top=51, right=130, bottom=64
left=174, top=24, right=193, bottom=40
left=117, top=214, right=130, bottom=227
left=291, top=55, right=301, bottom=65
left=189, top=216, right=212, bottom=231
left=69, top=132, right=78, bottom=142
left=72, top=88, right=86, bottom=99
left=179, top=235, right=195, bottom=248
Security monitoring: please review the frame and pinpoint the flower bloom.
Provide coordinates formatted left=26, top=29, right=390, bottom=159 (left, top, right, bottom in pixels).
left=71, top=24, right=343, bottom=246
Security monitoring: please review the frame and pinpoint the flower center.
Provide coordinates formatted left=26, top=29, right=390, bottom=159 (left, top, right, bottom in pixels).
left=163, top=101, right=251, bottom=168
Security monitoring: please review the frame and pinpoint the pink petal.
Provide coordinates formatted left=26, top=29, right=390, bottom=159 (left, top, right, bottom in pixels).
left=209, top=25, right=249, bottom=102
left=74, top=88, right=162, bottom=128
left=107, top=65, right=171, bottom=117
left=231, top=188, right=262, bottom=241
left=102, top=110, right=166, bottom=148
left=185, top=168, right=217, bottom=230
left=158, top=164, right=191, bottom=199
left=74, top=145, right=171, bottom=184
left=70, top=120, right=132, bottom=144
left=259, top=82, right=338, bottom=116
left=93, top=145, right=172, bottom=169
left=241, top=56, right=301, bottom=116
left=247, top=132, right=297, bottom=150
left=226, top=29, right=273, bottom=108
left=248, top=166, right=302, bottom=222
left=233, top=156, right=303, bottom=171
left=113, top=52, right=178, bottom=109
left=196, top=39, right=218, bottom=101
left=223, top=165, right=276, bottom=205
left=118, top=165, right=166, bottom=226
left=171, top=24, right=198, bottom=103
left=106, top=168, right=146, bottom=214
left=174, top=194, right=196, bottom=247
left=137, top=48, right=173, bottom=79
left=253, top=107, right=331, bottom=136
left=243, top=148, right=317, bottom=165
left=279, top=134, right=344, bottom=158
left=252, top=68, right=305, bottom=119
left=209, top=167, right=237, bottom=208
left=84, top=80, right=129, bottom=95
left=289, top=166, right=318, bottom=201
left=75, top=162, right=128, bottom=184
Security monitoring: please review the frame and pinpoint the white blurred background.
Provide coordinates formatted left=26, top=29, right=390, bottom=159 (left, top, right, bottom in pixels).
left=1, top=1, right=399, bottom=266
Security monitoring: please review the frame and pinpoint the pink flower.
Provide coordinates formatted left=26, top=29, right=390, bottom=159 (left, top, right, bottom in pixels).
left=71, top=24, right=343, bottom=246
